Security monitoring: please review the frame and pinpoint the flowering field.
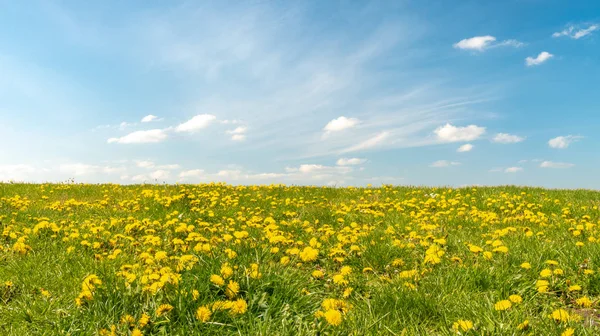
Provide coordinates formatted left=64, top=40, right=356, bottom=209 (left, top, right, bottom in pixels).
left=1, top=183, right=600, bottom=335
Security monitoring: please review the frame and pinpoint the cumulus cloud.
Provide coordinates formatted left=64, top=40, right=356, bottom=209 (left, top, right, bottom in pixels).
left=136, top=160, right=155, bottom=168
left=504, top=167, right=523, bottom=173
left=457, top=144, right=473, bottom=152
left=492, top=133, right=525, bottom=144
left=0, top=164, right=36, bottom=181
left=59, top=163, right=125, bottom=176
left=141, top=114, right=160, bottom=122
left=429, top=160, right=460, bottom=168
left=175, top=114, right=216, bottom=133
left=553, top=24, right=598, bottom=39
left=108, top=129, right=168, bottom=144
left=453, top=36, right=496, bottom=50
left=453, top=36, right=524, bottom=51
left=540, top=161, right=575, bottom=168
left=525, top=52, right=553, bottom=66
left=435, top=124, right=485, bottom=142
left=336, top=158, right=366, bottom=166
left=285, top=164, right=352, bottom=175
left=226, top=126, right=247, bottom=141
left=548, top=135, right=581, bottom=149
left=179, top=169, right=205, bottom=178
left=149, top=170, right=170, bottom=180
left=323, top=116, right=360, bottom=134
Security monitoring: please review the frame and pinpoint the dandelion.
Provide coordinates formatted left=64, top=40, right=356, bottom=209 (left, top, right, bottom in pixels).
left=210, top=274, right=225, bottom=286
left=225, top=281, right=240, bottom=299
left=508, top=295, right=523, bottom=304
left=561, top=328, right=574, bottom=336
left=575, top=296, right=592, bottom=307
left=299, top=246, right=319, bottom=262
left=155, top=304, right=173, bottom=316
left=452, top=320, right=473, bottom=333
left=540, top=269, right=553, bottom=278
left=549, top=309, right=570, bottom=322
left=195, top=306, right=211, bottom=322
left=568, top=285, right=581, bottom=292
left=494, top=300, right=512, bottom=311
left=520, top=262, right=531, bottom=269
left=517, top=320, right=529, bottom=330
left=312, top=270, right=324, bottom=278
left=229, top=298, right=248, bottom=315
left=324, top=309, right=342, bottom=326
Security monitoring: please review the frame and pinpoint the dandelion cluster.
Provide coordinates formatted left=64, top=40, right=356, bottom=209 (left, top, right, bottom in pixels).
left=1, top=183, right=599, bottom=334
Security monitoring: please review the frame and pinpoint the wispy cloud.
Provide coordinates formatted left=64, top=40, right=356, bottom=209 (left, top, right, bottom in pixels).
left=540, top=161, right=574, bottom=168
left=453, top=36, right=524, bottom=51
left=430, top=160, right=460, bottom=168
left=553, top=24, right=598, bottom=39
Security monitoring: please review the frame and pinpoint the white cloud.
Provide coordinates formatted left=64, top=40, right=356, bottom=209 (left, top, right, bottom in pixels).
left=149, top=170, right=170, bottom=180
left=540, top=161, right=575, bottom=169
left=553, top=25, right=598, bottom=39
left=136, top=160, right=155, bottom=168
left=141, top=114, right=160, bottom=122
left=323, top=116, right=360, bottom=134
left=434, top=123, right=485, bottom=142
left=548, top=135, right=581, bottom=149
left=131, top=174, right=147, bottom=182
left=336, top=158, right=366, bottom=166
left=175, top=114, right=216, bottom=133
left=453, top=36, right=496, bottom=50
left=457, top=144, right=473, bottom=152
left=157, top=164, right=181, bottom=170
left=504, top=167, right=523, bottom=173
left=226, top=126, right=247, bottom=141
left=108, top=129, right=168, bottom=144
left=430, top=160, right=460, bottom=168
left=0, top=164, right=36, bottom=181
left=341, top=131, right=390, bottom=153
left=59, top=163, right=125, bottom=176
left=492, top=133, right=525, bottom=144
left=453, top=36, right=524, bottom=51
left=525, top=52, right=553, bottom=66
left=286, top=164, right=352, bottom=175
left=179, top=169, right=205, bottom=178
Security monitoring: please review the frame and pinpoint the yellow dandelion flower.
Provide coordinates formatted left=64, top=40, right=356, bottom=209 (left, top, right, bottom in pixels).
left=575, top=296, right=592, bottom=308
left=229, top=298, right=248, bottom=315
left=312, top=270, right=324, bottom=278
left=568, top=285, right=581, bottom=292
left=517, top=320, right=529, bottom=330
left=452, top=320, right=473, bottom=332
left=210, top=274, right=225, bottom=286
left=155, top=304, right=173, bottom=316
left=324, top=309, right=342, bottom=326
left=225, top=281, right=240, bottom=299
left=509, top=295, right=523, bottom=304
left=494, top=300, right=512, bottom=311
left=195, top=306, right=211, bottom=322
left=549, top=309, right=570, bottom=322
left=520, top=262, right=531, bottom=269
left=540, top=269, right=553, bottom=278
left=561, top=328, right=574, bottom=336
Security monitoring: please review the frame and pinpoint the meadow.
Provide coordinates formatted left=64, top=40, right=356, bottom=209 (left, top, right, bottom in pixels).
left=1, top=182, right=600, bottom=335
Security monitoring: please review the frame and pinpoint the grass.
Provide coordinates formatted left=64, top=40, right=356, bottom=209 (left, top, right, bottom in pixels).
left=1, top=182, right=600, bottom=335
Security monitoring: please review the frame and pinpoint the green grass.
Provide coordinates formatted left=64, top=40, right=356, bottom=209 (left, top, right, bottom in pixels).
left=1, top=183, right=600, bottom=335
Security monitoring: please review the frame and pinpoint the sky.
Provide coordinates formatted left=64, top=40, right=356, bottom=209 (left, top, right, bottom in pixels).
left=1, top=0, right=599, bottom=188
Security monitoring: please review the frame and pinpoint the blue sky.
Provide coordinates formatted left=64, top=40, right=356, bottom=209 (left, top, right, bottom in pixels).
left=1, top=0, right=599, bottom=188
